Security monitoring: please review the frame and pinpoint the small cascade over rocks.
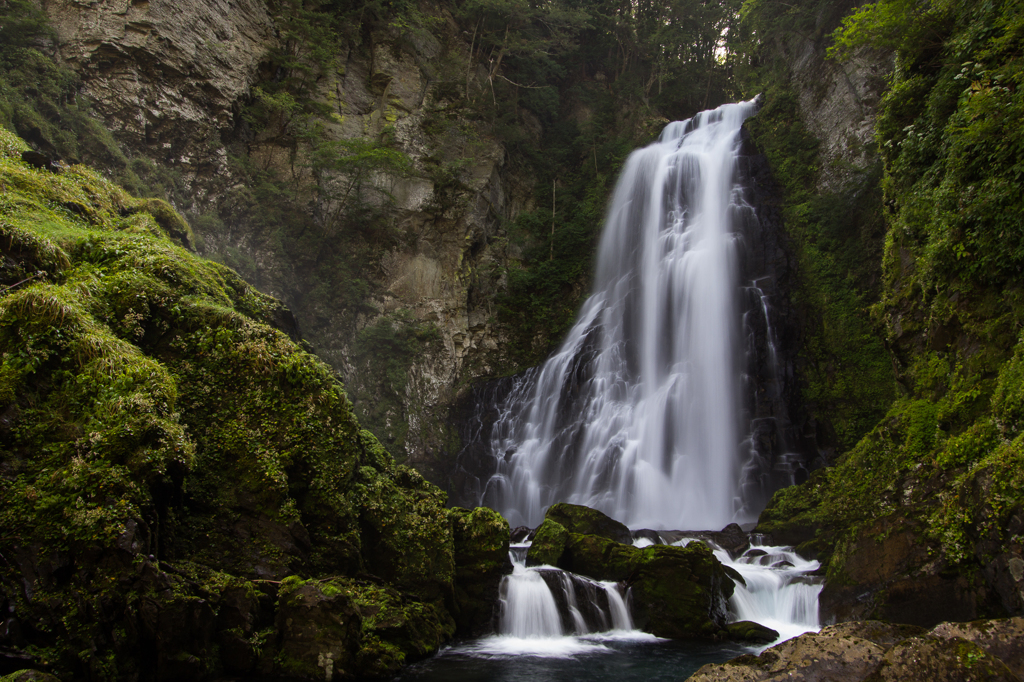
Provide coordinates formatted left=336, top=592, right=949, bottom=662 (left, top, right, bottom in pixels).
left=499, top=543, right=635, bottom=638
left=466, top=542, right=655, bottom=658
left=717, top=541, right=823, bottom=643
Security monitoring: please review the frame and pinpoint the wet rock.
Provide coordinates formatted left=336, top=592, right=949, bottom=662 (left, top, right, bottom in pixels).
left=868, top=635, right=1018, bottom=681
left=450, top=507, right=512, bottom=636
left=510, top=526, right=532, bottom=543
left=526, top=518, right=570, bottom=567
left=725, top=620, right=779, bottom=644
left=562, top=533, right=642, bottom=582
left=545, top=503, right=632, bottom=545
left=929, top=617, right=1024, bottom=679
left=688, top=629, right=887, bottom=681
left=629, top=543, right=735, bottom=639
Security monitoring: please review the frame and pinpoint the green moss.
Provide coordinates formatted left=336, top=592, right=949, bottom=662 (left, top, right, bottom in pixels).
left=526, top=519, right=569, bottom=567
left=0, top=126, right=460, bottom=679
left=743, top=87, right=895, bottom=453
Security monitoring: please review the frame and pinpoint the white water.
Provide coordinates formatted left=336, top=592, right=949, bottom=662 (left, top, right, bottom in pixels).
left=476, top=99, right=822, bottom=657
left=482, top=543, right=658, bottom=657
left=480, top=99, right=762, bottom=530
left=714, top=542, right=823, bottom=644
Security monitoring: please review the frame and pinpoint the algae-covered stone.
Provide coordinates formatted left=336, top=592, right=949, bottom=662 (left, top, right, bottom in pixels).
left=450, top=507, right=512, bottom=636
left=870, top=635, right=1018, bottom=681
left=274, top=579, right=362, bottom=681
left=526, top=518, right=570, bottom=567
left=0, top=126, right=459, bottom=681
left=929, top=617, right=1024, bottom=679
left=545, top=503, right=632, bottom=544
left=629, top=542, right=734, bottom=639
left=343, top=580, right=455, bottom=678
left=689, top=629, right=887, bottom=681
left=561, top=532, right=641, bottom=581
left=725, top=620, right=779, bottom=644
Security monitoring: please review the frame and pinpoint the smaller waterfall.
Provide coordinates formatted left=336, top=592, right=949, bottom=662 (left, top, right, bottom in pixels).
left=714, top=542, right=822, bottom=643
left=499, top=561, right=565, bottom=638
left=499, top=543, right=636, bottom=638
left=472, top=543, right=655, bottom=657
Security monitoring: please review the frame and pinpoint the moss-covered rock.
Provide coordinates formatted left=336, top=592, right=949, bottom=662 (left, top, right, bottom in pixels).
left=450, top=506, right=512, bottom=636
left=526, top=518, right=570, bottom=567
left=628, top=542, right=734, bottom=639
left=561, top=532, right=641, bottom=582
left=522, top=504, right=736, bottom=639
left=544, top=503, right=632, bottom=544
left=0, top=126, right=460, bottom=680
left=724, top=620, right=780, bottom=644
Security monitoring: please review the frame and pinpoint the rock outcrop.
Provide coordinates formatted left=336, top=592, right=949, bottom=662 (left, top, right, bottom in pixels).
left=449, top=506, right=512, bottom=636
left=0, top=127, right=505, bottom=681
left=524, top=504, right=742, bottom=640
left=688, top=618, right=1024, bottom=682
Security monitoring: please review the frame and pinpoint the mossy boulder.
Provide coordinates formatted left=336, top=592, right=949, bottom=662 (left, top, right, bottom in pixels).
left=525, top=518, right=570, bottom=567
left=725, top=620, right=780, bottom=644
left=0, top=126, right=459, bottom=680
left=561, top=532, right=642, bottom=581
left=523, top=504, right=737, bottom=639
left=628, top=542, right=735, bottom=639
left=450, top=506, right=512, bottom=636
left=545, top=502, right=632, bottom=544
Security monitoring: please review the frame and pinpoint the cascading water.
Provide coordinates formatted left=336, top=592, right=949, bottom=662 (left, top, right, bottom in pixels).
left=718, top=542, right=823, bottom=642
left=479, top=99, right=769, bottom=530
left=414, top=101, right=823, bottom=679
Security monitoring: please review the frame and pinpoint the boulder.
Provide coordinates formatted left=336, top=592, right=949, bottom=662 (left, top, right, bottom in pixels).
left=526, top=519, right=570, bottom=567
left=819, top=621, right=925, bottom=648
left=868, top=635, right=1018, bottom=681
left=725, top=620, right=780, bottom=644
left=685, top=618, right=1024, bottom=682
left=544, top=503, right=633, bottom=544
left=561, top=532, right=642, bottom=581
left=629, top=543, right=735, bottom=639
left=688, top=629, right=888, bottom=681
left=450, top=507, right=513, bottom=636
left=929, top=617, right=1024, bottom=680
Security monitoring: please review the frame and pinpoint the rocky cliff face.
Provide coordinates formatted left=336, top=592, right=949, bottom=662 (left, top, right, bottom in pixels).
left=43, top=0, right=274, bottom=190
left=37, top=0, right=522, bottom=482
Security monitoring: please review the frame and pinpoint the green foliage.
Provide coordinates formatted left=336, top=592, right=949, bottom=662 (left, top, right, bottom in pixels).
left=743, top=86, right=894, bottom=452
left=306, top=134, right=413, bottom=236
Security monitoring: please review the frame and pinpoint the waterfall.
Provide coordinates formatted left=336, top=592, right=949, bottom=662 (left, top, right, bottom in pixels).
left=479, top=99, right=771, bottom=530
left=498, top=543, right=636, bottom=639
left=715, top=542, right=823, bottom=642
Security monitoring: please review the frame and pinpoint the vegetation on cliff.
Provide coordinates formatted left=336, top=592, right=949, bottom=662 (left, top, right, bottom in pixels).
left=0, top=126, right=503, bottom=680
left=753, top=0, right=1024, bottom=624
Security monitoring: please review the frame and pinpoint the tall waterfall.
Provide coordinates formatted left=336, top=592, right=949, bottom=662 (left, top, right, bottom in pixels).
left=481, top=99, right=767, bottom=529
